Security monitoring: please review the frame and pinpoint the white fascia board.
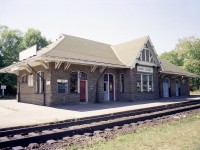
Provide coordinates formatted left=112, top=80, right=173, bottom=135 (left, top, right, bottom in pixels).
left=136, top=60, right=158, bottom=67
left=159, top=71, right=198, bottom=78
left=41, top=56, right=130, bottom=68
left=131, top=44, right=145, bottom=69
left=131, top=36, right=162, bottom=69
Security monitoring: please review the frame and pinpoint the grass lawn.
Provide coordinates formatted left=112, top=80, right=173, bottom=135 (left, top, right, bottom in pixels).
left=70, top=111, right=200, bottom=150
left=190, top=90, right=200, bottom=95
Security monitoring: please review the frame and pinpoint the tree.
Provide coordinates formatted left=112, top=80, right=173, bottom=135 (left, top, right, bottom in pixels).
left=0, top=25, right=50, bottom=96
left=23, top=28, right=50, bottom=49
left=0, top=28, right=23, bottom=66
left=160, top=36, right=200, bottom=90
left=160, top=50, right=184, bottom=66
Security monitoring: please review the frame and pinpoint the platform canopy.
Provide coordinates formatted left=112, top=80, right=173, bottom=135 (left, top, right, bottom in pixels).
left=159, top=58, right=199, bottom=78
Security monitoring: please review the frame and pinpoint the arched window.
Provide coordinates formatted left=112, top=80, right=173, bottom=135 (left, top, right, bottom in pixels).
left=79, top=72, right=87, bottom=80
left=22, top=74, right=28, bottom=83
left=70, top=72, right=78, bottom=93
left=36, top=71, right=44, bottom=93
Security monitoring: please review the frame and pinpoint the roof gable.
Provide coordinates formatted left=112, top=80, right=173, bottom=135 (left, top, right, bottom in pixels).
left=111, top=36, right=161, bottom=68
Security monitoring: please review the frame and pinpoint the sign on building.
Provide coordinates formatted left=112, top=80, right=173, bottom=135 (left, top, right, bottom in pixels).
left=1, top=85, right=6, bottom=96
left=137, top=66, right=153, bottom=73
left=19, top=45, right=37, bottom=61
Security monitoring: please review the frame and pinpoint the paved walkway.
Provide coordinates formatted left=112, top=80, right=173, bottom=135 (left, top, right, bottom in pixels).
left=0, top=96, right=199, bottom=128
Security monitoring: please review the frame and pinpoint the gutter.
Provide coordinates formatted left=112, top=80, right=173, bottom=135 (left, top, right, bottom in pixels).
left=27, top=63, right=46, bottom=106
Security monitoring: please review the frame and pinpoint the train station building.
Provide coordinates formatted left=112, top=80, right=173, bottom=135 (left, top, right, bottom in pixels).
left=0, top=34, right=198, bottom=106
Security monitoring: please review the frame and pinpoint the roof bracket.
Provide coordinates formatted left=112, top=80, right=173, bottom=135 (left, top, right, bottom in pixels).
left=37, top=60, right=49, bottom=69
left=15, top=70, right=19, bottom=76
left=172, top=75, right=178, bottom=79
left=99, top=66, right=106, bottom=73
left=64, top=62, right=71, bottom=70
left=91, top=66, right=98, bottom=72
left=55, top=61, right=62, bottom=69
left=21, top=65, right=32, bottom=73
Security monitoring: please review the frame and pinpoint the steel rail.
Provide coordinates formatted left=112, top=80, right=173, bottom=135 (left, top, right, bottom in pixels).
left=0, top=101, right=200, bottom=148
left=0, top=100, right=200, bottom=138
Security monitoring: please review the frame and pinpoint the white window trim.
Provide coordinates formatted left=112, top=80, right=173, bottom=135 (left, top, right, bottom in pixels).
left=57, top=79, right=68, bottom=94
left=78, top=71, right=80, bottom=93
left=70, top=71, right=79, bottom=93
left=141, top=48, right=153, bottom=63
left=36, top=71, right=44, bottom=94
left=137, top=73, right=154, bottom=92
left=120, top=73, right=124, bottom=93
left=22, top=74, right=27, bottom=83
left=28, top=75, right=33, bottom=87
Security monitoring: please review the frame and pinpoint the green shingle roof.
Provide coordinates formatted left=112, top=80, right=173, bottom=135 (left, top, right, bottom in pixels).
left=160, top=58, right=198, bottom=77
left=0, top=34, right=198, bottom=78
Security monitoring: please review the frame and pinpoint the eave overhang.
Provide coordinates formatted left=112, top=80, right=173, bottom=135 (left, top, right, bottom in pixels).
left=159, top=71, right=199, bottom=78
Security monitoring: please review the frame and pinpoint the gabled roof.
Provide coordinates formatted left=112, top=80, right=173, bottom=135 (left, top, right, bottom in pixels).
left=40, top=34, right=126, bottom=67
left=0, top=34, right=198, bottom=78
left=112, top=36, right=148, bottom=67
left=160, top=58, right=199, bottom=77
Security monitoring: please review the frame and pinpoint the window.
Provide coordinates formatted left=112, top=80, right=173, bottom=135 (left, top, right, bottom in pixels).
left=137, top=74, right=141, bottom=92
left=137, top=74, right=153, bottom=92
left=149, top=75, right=153, bottom=92
left=120, top=73, right=124, bottom=93
left=70, top=72, right=78, bottom=93
left=22, top=74, right=28, bottom=83
left=142, top=49, right=146, bottom=61
left=79, top=72, right=87, bottom=80
left=140, top=49, right=154, bottom=63
left=57, top=79, right=68, bottom=94
left=149, top=53, right=153, bottom=63
left=28, top=75, right=33, bottom=87
left=146, top=49, right=149, bottom=62
left=142, top=74, right=148, bottom=92
left=36, top=72, right=44, bottom=93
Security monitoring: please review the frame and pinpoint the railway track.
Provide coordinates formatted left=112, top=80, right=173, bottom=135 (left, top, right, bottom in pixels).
left=0, top=100, right=200, bottom=149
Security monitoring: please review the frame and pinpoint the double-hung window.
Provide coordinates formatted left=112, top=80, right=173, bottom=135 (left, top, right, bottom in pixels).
left=57, top=79, right=68, bottom=94
left=120, top=73, right=124, bottom=93
left=36, top=72, right=44, bottom=94
left=70, top=72, right=78, bottom=93
left=22, top=74, right=28, bottom=83
left=137, top=74, right=153, bottom=92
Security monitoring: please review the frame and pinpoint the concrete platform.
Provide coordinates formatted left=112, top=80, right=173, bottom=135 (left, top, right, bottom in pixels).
left=0, top=96, right=199, bottom=128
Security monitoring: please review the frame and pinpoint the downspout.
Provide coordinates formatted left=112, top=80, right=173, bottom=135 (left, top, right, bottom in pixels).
left=27, top=63, right=46, bottom=106
left=17, top=78, right=21, bottom=102
left=95, top=67, right=108, bottom=103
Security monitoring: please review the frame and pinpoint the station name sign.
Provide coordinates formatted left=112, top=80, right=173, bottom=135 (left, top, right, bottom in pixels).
left=137, top=66, right=153, bottom=73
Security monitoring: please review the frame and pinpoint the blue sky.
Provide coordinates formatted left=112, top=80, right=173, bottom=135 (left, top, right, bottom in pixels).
left=1, top=0, right=200, bottom=54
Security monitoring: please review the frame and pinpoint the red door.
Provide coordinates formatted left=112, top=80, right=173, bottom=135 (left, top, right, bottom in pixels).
left=80, top=80, right=86, bottom=102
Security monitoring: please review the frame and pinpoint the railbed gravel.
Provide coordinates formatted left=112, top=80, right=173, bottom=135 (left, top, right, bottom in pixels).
left=22, top=108, right=200, bottom=150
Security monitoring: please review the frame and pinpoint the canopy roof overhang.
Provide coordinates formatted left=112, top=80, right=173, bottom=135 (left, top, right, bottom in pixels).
left=0, top=55, right=130, bottom=74
left=159, top=71, right=199, bottom=78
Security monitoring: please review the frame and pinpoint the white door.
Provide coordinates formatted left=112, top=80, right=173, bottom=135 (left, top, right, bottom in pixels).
left=104, top=81, right=109, bottom=101
left=163, top=79, right=169, bottom=97
left=176, top=80, right=179, bottom=96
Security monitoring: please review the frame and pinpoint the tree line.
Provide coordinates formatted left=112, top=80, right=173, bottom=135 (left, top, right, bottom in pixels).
left=0, top=25, right=199, bottom=96
left=0, top=25, right=50, bottom=96
left=160, top=36, right=200, bottom=90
